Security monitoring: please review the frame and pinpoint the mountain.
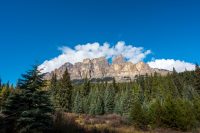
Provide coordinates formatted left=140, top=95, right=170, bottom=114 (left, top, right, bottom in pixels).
left=44, top=55, right=169, bottom=82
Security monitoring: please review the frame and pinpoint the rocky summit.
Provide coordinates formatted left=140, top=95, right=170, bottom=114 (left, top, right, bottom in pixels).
left=44, top=55, right=169, bottom=82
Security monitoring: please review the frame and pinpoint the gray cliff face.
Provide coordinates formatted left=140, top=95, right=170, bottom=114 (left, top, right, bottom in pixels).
left=44, top=55, right=169, bottom=82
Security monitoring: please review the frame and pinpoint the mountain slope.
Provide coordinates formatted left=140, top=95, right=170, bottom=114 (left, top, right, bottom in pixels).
left=44, top=55, right=169, bottom=82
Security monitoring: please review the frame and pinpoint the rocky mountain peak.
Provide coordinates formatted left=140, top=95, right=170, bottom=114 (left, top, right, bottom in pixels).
left=135, top=61, right=149, bottom=71
left=112, top=55, right=125, bottom=64
left=44, top=56, right=169, bottom=82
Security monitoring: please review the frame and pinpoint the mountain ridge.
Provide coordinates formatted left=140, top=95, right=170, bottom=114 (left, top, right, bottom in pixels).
left=44, top=55, right=169, bottom=82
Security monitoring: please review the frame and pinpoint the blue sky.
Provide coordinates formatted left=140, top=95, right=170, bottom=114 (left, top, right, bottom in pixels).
left=0, top=0, right=200, bottom=84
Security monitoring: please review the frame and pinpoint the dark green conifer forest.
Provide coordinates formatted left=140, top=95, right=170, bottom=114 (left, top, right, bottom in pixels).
left=0, top=64, right=200, bottom=132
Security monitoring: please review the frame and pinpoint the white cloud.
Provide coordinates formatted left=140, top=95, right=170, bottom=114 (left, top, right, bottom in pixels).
left=148, top=59, right=195, bottom=72
left=39, top=41, right=151, bottom=73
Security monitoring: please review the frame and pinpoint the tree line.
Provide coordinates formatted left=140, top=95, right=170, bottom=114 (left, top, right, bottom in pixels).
left=0, top=64, right=200, bottom=132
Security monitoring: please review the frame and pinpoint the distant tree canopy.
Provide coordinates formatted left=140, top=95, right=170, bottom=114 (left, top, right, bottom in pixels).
left=0, top=65, right=200, bottom=132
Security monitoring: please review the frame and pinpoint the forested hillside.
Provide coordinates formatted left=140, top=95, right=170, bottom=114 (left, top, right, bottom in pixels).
left=0, top=65, right=200, bottom=133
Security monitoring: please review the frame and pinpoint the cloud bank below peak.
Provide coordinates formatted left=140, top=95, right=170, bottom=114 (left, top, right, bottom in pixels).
left=148, top=59, right=195, bottom=72
left=39, top=41, right=151, bottom=73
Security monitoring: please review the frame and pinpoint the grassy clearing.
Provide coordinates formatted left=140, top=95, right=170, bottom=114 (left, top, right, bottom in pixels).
left=59, top=113, right=195, bottom=133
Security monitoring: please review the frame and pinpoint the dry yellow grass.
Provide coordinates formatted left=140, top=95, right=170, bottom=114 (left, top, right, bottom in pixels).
left=64, top=113, right=198, bottom=133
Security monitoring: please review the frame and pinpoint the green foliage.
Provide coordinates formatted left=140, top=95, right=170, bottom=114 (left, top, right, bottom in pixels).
left=50, top=73, right=59, bottom=108
left=148, top=98, right=163, bottom=127
left=175, top=99, right=197, bottom=131
left=0, top=86, right=13, bottom=112
left=81, top=78, right=91, bottom=97
left=121, top=87, right=133, bottom=117
left=114, top=92, right=123, bottom=115
left=161, top=96, right=179, bottom=128
left=104, top=85, right=115, bottom=114
left=73, top=91, right=84, bottom=113
left=129, top=98, right=149, bottom=129
left=193, top=98, right=200, bottom=123
left=1, top=91, right=24, bottom=133
left=1, top=64, right=200, bottom=132
left=57, top=68, right=73, bottom=112
left=1, top=65, right=53, bottom=133
left=88, top=87, right=104, bottom=115
left=194, top=64, right=200, bottom=94
left=160, top=97, right=197, bottom=130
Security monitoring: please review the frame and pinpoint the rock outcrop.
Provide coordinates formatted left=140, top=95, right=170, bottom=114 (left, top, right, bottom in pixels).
left=44, top=55, right=169, bottom=82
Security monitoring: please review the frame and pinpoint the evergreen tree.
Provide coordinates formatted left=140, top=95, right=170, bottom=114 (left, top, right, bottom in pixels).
left=0, top=78, right=2, bottom=90
left=7, top=65, right=53, bottom=133
left=121, top=87, right=133, bottom=117
left=104, top=85, right=115, bottom=114
left=175, top=98, right=197, bottom=131
left=81, top=77, right=90, bottom=97
left=50, top=73, right=59, bottom=108
left=73, top=91, right=84, bottom=113
left=148, top=99, right=163, bottom=127
left=0, top=91, right=24, bottom=133
left=112, top=78, right=119, bottom=93
left=161, top=96, right=178, bottom=128
left=165, top=74, right=179, bottom=97
left=0, top=86, right=12, bottom=112
left=129, top=98, right=148, bottom=129
left=172, top=68, right=183, bottom=96
left=80, top=78, right=91, bottom=113
left=95, top=91, right=104, bottom=115
left=114, top=92, right=123, bottom=115
left=89, top=88, right=97, bottom=115
left=58, top=68, right=73, bottom=112
left=194, top=64, right=200, bottom=94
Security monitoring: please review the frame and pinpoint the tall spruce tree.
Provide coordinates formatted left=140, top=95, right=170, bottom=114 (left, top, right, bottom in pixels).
left=58, top=68, right=73, bottom=112
left=18, top=66, right=53, bottom=132
left=1, top=91, right=24, bottom=133
left=50, top=73, right=59, bottom=108
left=80, top=78, right=91, bottom=113
left=104, top=85, right=115, bottom=114
left=114, top=92, right=123, bottom=115
left=89, top=87, right=97, bottom=115
left=121, top=87, right=133, bottom=117
left=194, top=64, right=200, bottom=94
left=172, top=68, right=183, bottom=96
left=112, top=78, right=119, bottom=93
left=81, top=78, right=91, bottom=97
left=73, top=91, right=84, bottom=113
left=4, top=65, right=53, bottom=133
left=0, top=78, right=2, bottom=90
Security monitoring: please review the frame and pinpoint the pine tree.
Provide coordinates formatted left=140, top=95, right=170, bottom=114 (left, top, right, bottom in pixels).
left=121, top=87, right=133, bottom=117
left=114, top=92, right=123, bottom=115
left=166, top=74, right=179, bottom=97
left=104, top=85, right=115, bottom=114
left=148, top=99, right=163, bottom=127
left=80, top=78, right=91, bottom=113
left=81, top=78, right=90, bottom=97
left=0, top=78, right=2, bottom=90
left=13, top=65, right=53, bottom=133
left=73, top=91, right=84, bottom=113
left=50, top=73, right=59, bottom=108
left=172, top=68, right=183, bottom=96
left=94, top=88, right=104, bottom=115
left=58, top=68, right=73, bottom=112
left=129, top=98, right=148, bottom=129
left=112, top=78, right=119, bottom=93
left=161, top=96, right=178, bottom=128
left=1, top=91, right=24, bottom=133
left=0, top=86, right=12, bottom=112
left=194, top=64, right=200, bottom=94
left=89, top=87, right=97, bottom=115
